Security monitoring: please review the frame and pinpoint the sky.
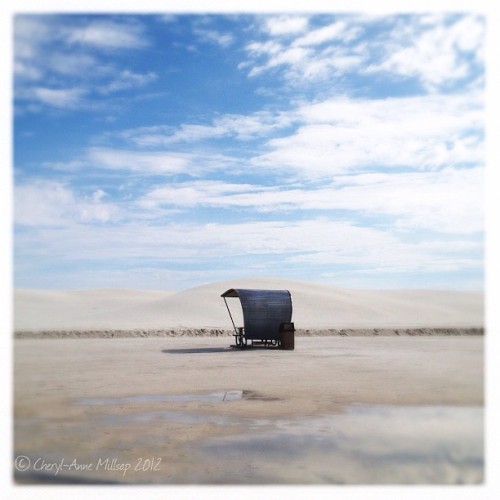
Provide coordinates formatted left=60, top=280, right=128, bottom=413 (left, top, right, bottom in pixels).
left=12, top=10, right=487, bottom=291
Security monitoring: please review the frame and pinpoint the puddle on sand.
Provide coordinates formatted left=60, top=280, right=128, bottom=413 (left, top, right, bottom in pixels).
left=74, top=392, right=483, bottom=484
left=76, top=390, right=279, bottom=426
left=101, top=409, right=238, bottom=426
left=15, top=401, right=483, bottom=484
left=199, top=405, right=484, bottom=484
left=77, top=389, right=277, bottom=406
left=77, top=390, right=244, bottom=406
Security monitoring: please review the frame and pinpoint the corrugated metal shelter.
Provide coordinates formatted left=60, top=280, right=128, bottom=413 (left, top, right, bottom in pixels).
left=221, top=288, right=293, bottom=348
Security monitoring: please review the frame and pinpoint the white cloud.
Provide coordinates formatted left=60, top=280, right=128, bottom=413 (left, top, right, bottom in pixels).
left=14, top=16, right=155, bottom=112
left=293, top=20, right=361, bottom=47
left=194, top=28, right=235, bottom=47
left=253, top=92, right=483, bottom=175
left=245, top=43, right=324, bottom=80
left=14, top=15, right=52, bottom=61
left=265, top=46, right=311, bottom=68
left=244, top=19, right=367, bottom=82
left=329, top=168, right=484, bottom=234
left=117, top=109, right=294, bottom=146
left=51, top=90, right=483, bottom=224
left=136, top=181, right=269, bottom=209
left=13, top=217, right=482, bottom=287
left=136, top=166, right=483, bottom=235
left=245, top=40, right=282, bottom=56
left=98, top=70, right=158, bottom=94
left=48, top=52, right=110, bottom=77
left=14, top=16, right=56, bottom=83
left=159, top=15, right=178, bottom=24
left=452, top=16, right=484, bottom=54
left=288, top=248, right=482, bottom=276
left=367, top=15, right=484, bottom=90
left=243, top=16, right=367, bottom=82
left=130, top=124, right=227, bottom=146
left=263, top=16, right=309, bottom=36
left=33, top=87, right=88, bottom=109
left=243, top=14, right=483, bottom=90
left=86, top=148, right=194, bottom=175
left=14, top=61, right=43, bottom=81
left=43, top=146, right=241, bottom=177
left=215, top=111, right=295, bottom=140
left=64, top=20, right=148, bottom=49
left=15, top=181, right=121, bottom=226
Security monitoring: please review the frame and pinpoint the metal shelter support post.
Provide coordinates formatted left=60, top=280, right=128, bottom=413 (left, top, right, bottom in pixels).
left=223, top=297, right=238, bottom=335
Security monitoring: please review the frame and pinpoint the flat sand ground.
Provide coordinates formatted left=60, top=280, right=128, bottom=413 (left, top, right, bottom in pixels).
left=13, top=335, right=484, bottom=485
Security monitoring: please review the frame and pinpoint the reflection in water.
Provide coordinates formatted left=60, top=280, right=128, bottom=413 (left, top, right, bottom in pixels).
left=101, top=409, right=237, bottom=426
left=56, top=395, right=484, bottom=484
left=76, top=390, right=244, bottom=405
left=76, top=389, right=276, bottom=427
left=76, top=389, right=279, bottom=406
left=201, top=405, right=483, bottom=484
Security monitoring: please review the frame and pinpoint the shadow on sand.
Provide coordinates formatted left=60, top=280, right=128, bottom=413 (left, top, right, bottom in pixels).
left=161, top=347, right=237, bottom=354
left=162, top=344, right=282, bottom=354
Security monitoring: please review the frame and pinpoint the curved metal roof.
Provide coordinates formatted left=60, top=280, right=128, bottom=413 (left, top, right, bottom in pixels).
left=221, top=288, right=292, bottom=340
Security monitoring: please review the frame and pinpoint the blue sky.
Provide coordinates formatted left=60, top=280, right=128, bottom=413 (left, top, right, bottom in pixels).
left=12, top=11, right=486, bottom=291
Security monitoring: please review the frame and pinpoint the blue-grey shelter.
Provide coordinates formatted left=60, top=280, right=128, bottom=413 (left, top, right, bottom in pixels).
left=221, top=288, right=293, bottom=348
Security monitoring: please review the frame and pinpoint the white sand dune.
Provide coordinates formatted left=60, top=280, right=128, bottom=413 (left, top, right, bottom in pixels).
left=14, top=277, right=483, bottom=332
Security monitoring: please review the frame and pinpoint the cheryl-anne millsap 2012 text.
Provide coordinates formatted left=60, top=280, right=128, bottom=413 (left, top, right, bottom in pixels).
left=14, top=455, right=162, bottom=477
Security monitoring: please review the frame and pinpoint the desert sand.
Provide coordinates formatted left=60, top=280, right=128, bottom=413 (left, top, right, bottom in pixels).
left=14, top=277, right=484, bottom=333
left=14, top=336, right=483, bottom=484
left=13, top=278, right=484, bottom=485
